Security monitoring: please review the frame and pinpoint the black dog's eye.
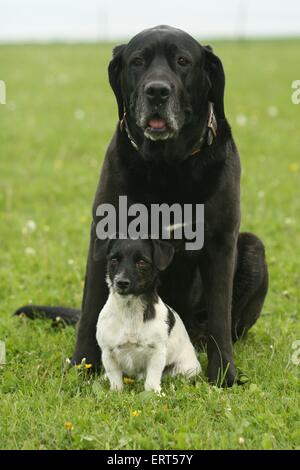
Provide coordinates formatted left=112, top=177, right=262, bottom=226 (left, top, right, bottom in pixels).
left=177, top=57, right=190, bottom=67
left=110, top=258, right=119, bottom=267
left=131, top=57, right=144, bottom=67
left=136, top=259, right=147, bottom=268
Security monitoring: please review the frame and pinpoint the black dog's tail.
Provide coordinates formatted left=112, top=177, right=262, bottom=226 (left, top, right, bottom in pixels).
left=14, top=305, right=80, bottom=325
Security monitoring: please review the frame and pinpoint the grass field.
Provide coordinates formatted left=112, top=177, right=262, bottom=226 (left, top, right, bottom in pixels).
left=0, top=39, right=300, bottom=450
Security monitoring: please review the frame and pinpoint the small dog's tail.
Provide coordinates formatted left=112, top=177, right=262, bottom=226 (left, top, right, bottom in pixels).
left=14, top=305, right=80, bottom=325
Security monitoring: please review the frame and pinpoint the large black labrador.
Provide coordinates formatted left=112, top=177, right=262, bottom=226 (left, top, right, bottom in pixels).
left=15, top=25, right=268, bottom=386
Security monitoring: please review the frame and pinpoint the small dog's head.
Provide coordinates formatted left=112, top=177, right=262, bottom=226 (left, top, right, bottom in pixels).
left=94, top=238, right=174, bottom=296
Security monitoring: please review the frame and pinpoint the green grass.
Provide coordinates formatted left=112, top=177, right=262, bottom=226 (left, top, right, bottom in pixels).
left=0, top=40, right=300, bottom=450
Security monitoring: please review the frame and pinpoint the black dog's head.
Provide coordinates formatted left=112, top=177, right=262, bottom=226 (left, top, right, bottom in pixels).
left=94, top=238, right=174, bottom=296
left=108, top=25, right=225, bottom=162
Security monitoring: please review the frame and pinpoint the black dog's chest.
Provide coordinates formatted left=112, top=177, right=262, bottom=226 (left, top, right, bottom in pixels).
left=128, top=158, right=224, bottom=205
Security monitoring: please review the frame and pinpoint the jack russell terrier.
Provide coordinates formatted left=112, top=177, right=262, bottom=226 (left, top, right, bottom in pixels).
left=95, top=238, right=201, bottom=392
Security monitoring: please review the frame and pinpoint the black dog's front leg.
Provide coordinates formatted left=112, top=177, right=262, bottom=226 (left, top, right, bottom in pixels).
left=71, top=222, right=108, bottom=369
left=201, top=234, right=238, bottom=386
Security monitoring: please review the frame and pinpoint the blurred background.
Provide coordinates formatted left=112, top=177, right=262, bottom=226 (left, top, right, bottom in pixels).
left=0, top=0, right=300, bottom=42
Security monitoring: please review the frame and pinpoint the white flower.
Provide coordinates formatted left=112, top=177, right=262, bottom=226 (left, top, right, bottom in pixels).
left=25, top=247, right=36, bottom=256
left=74, top=109, right=85, bottom=120
left=7, top=101, right=16, bottom=111
left=236, top=114, right=248, bottom=127
left=284, top=218, right=294, bottom=226
left=22, top=220, right=37, bottom=235
left=267, top=106, right=278, bottom=117
left=68, top=259, right=74, bottom=266
left=239, top=437, right=245, bottom=445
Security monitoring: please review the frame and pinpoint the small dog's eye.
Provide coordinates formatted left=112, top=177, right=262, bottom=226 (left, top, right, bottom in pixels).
left=177, top=57, right=190, bottom=66
left=131, top=57, right=144, bottom=67
left=136, top=259, right=147, bottom=268
left=110, top=258, right=118, bottom=266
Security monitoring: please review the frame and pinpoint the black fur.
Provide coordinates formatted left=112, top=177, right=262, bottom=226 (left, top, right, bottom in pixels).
left=165, top=305, right=176, bottom=335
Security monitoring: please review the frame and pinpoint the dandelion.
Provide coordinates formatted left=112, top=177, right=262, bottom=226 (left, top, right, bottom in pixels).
left=123, top=377, right=135, bottom=385
left=84, top=363, right=92, bottom=369
left=64, top=421, right=74, bottom=432
left=54, top=159, right=63, bottom=170
left=131, top=410, right=141, bottom=417
left=289, top=163, right=299, bottom=174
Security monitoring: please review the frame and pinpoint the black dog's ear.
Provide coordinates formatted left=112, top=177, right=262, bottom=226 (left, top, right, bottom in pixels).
left=152, top=240, right=175, bottom=271
left=204, top=46, right=225, bottom=119
left=94, top=238, right=114, bottom=261
left=108, top=44, right=126, bottom=120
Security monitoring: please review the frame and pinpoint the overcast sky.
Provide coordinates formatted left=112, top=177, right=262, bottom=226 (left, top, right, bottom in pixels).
left=0, top=0, right=300, bottom=42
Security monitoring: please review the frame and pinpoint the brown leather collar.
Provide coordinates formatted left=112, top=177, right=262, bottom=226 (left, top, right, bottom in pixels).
left=120, top=101, right=217, bottom=156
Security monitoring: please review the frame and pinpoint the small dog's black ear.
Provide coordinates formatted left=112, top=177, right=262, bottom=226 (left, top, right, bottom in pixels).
left=204, top=46, right=225, bottom=119
left=108, top=44, right=126, bottom=121
left=152, top=240, right=175, bottom=271
left=94, top=238, right=114, bottom=261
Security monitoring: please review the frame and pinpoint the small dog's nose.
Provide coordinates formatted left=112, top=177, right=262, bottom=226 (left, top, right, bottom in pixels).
left=116, top=279, right=130, bottom=290
left=145, top=81, right=171, bottom=103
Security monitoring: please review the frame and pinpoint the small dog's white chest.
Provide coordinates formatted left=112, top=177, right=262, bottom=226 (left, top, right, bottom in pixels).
left=112, top=336, right=153, bottom=376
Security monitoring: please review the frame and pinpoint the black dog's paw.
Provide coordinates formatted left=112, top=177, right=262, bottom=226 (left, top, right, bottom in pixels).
left=71, top=346, right=102, bottom=374
left=208, top=361, right=246, bottom=387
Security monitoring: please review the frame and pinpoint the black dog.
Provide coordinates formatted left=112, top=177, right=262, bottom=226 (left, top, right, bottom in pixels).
left=15, top=25, right=268, bottom=386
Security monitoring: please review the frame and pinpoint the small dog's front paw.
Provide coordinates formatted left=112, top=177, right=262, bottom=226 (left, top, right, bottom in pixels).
left=144, top=382, right=161, bottom=393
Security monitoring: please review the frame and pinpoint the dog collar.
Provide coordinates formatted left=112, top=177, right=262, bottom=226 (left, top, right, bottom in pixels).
left=120, top=101, right=217, bottom=156
left=120, top=112, right=139, bottom=150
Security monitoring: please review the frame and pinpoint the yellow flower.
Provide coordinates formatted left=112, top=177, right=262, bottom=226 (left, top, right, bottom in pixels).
left=123, top=377, right=135, bottom=384
left=131, top=410, right=141, bottom=417
left=84, top=363, right=92, bottom=369
left=64, top=421, right=74, bottom=431
left=289, top=163, right=299, bottom=174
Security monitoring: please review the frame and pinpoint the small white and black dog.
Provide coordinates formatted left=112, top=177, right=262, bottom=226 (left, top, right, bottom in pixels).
left=95, top=238, right=201, bottom=393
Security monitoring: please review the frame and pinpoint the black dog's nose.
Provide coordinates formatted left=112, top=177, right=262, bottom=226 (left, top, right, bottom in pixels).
left=116, top=279, right=130, bottom=290
left=145, top=81, right=171, bottom=103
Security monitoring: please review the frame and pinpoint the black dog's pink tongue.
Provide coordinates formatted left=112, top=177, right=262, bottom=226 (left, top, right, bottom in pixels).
left=148, top=118, right=166, bottom=129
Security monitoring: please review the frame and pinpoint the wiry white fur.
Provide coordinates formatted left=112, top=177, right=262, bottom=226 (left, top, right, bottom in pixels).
left=96, top=291, right=201, bottom=393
